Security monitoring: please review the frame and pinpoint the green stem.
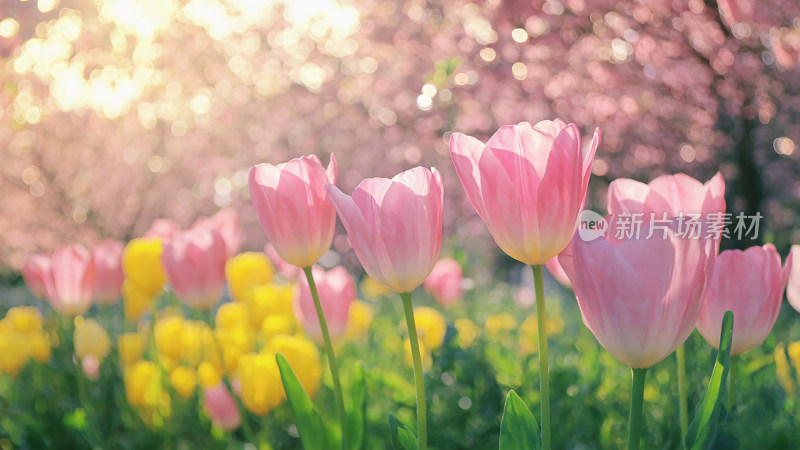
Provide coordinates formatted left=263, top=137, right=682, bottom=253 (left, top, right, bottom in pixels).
left=71, top=318, right=102, bottom=446
left=400, top=291, right=427, bottom=450
left=628, top=368, right=648, bottom=450
left=303, top=266, right=350, bottom=450
left=531, top=264, right=551, bottom=450
left=676, top=344, right=689, bottom=440
left=728, top=355, right=739, bottom=410
left=204, top=309, right=256, bottom=444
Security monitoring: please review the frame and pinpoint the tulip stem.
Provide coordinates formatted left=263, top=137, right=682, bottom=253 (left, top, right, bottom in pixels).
left=628, top=368, right=648, bottom=450
left=728, top=355, right=739, bottom=410
left=303, top=266, right=350, bottom=450
left=531, top=264, right=551, bottom=450
left=69, top=318, right=102, bottom=447
left=401, top=291, right=427, bottom=450
left=676, top=344, right=689, bottom=440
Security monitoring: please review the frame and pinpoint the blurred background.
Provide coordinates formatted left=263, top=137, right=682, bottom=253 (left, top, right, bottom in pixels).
left=1, top=0, right=800, bottom=277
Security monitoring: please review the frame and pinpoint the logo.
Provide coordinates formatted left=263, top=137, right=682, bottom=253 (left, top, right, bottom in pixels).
left=578, top=210, right=608, bottom=241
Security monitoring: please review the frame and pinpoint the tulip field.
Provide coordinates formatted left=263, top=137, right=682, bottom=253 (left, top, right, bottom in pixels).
left=3, top=1, right=800, bottom=450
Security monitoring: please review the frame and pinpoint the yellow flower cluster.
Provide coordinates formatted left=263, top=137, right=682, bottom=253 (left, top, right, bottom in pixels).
left=775, top=342, right=800, bottom=396
left=152, top=315, right=219, bottom=398
left=237, top=335, right=321, bottom=415
left=360, top=276, right=392, bottom=299
left=479, top=311, right=565, bottom=356
left=124, top=359, right=171, bottom=423
left=454, top=318, right=480, bottom=349
left=225, top=252, right=275, bottom=303
left=114, top=248, right=376, bottom=422
left=345, top=300, right=374, bottom=340
left=517, top=314, right=565, bottom=356
left=403, top=307, right=446, bottom=371
left=0, top=306, right=51, bottom=377
left=122, top=238, right=167, bottom=321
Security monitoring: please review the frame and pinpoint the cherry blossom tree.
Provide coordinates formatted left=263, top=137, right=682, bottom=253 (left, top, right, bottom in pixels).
left=1, top=0, right=798, bottom=272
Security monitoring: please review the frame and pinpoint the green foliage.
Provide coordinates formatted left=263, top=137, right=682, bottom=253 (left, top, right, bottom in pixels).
left=388, top=413, right=418, bottom=450
left=347, top=362, right=366, bottom=450
left=3, top=282, right=800, bottom=449
left=685, top=311, right=734, bottom=450
left=499, top=390, right=541, bottom=450
left=276, top=353, right=330, bottom=450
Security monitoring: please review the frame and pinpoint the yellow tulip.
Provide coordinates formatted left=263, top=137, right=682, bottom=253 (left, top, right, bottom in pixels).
left=247, top=283, right=295, bottom=329
left=404, top=338, right=432, bottom=371
left=485, top=313, right=518, bottom=339
left=520, top=313, right=564, bottom=337
left=74, top=317, right=111, bottom=362
left=124, top=360, right=159, bottom=408
left=261, top=314, right=296, bottom=341
left=267, top=335, right=321, bottom=398
left=29, top=332, right=51, bottom=363
left=345, top=300, right=373, bottom=340
left=788, top=341, right=800, bottom=382
left=198, top=360, right=222, bottom=388
left=360, top=276, right=391, bottom=299
left=0, top=332, right=30, bottom=377
left=123, top=238, right=166, bottom=296
left=409, top=307, right=446, bottom=351
left=118, top=331, right=147, bottom=366
left=237, top=352, right=284, bottom=415
left=170, top=366, right=198, bottom=399
left=123, top=280, right=156, bottom=322
left=155, top=316, right=184, bottom=363
left=216, top=302, right=250, bottom=330
left=0, top=318, right=13, bottom=336
left=6, top=306, right=43, bottom=333
left=225, top=252, right=275, bottom=303
left=775, top=344, right=795, bottom=395
left=215, top=326, right=254, bottom=374
left=454, top=318, right=480, bottom=349
left=518, top=314, right=565, bottom=355
left=178, top=320, right=208, bottom=367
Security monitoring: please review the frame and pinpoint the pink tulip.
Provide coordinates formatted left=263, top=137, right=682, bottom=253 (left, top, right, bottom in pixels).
left=91, top=239, right=125, bottom=305
left=326, top=167, right=443, bottom=293
left=560, top=224, right=712, bottom=368
left=22, top=254, right=51, bottom=299
left=544, top=257, right=571, bottom=289
left=788, top=245, right=800, bottom=313
left=161, top=228, right=227, bottom=309
left=193, top=208, right=242, bottom=257
left=144, top=218, right=180, bottom=239
left=249, top=155, right=337, bottom=268
left=423, top=258, right=463, bottom=306
left=696, top=244, right=793, bottom=355
left=81, top=355, right=100, bottom=381
left=296, top=265, right=355, bottom=342
left=450, top=119, right=599, bottom=265
left=43, top=245, right=95, bottom=316
left=265, top=244, right=301, bottom=281
left=607, top=172, right=725, bottom=218
left=203, top=383, right=241, bottom=431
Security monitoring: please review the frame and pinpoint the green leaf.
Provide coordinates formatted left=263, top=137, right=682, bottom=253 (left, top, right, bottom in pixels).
left=388, top=413, right=418, bottom=450
left=499, top=390, right=541, bottom=450
left=684, top=310, right=734, bottom=450
left=347, top=362, right=366, bottom=450
left=63, top=408, right=88, bottom=431
left=276, top=353, right=329, bottom=450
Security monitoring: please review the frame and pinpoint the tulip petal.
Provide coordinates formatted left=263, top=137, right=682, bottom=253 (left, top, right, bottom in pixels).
left=450, top=132, right=490, bottom=221
left=535, top=124, right=583, bottom=261
left=326, top=183, right=390, bottom=288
